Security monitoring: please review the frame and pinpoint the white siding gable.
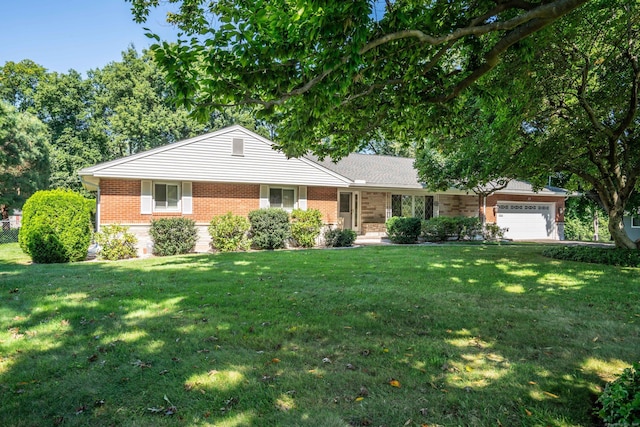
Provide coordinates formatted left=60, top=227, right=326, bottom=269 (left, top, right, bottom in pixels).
left=82, top=126, right=350, bottom=188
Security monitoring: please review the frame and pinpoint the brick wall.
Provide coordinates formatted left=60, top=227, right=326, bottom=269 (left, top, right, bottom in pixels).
left=484, top=194, right=565, bottom=223
left=307, top=186, right=338, bottom=225
left=438, top=195, right=479, bottom=217
left=100, top=179, right=339, bottom=226
left=100, top=179, right=261, bottom=224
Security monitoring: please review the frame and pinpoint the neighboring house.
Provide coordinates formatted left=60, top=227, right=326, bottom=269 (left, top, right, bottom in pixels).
left=623, top=214, right=640, bottom=242
left=79, top=125, right=568, bottom=253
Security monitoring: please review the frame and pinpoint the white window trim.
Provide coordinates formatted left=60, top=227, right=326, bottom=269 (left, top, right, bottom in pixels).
left=631, top=217, right=640, bottom=228
left=268, top=186, right=297, bottom=211
left=153, top=181, right=182, bottom=213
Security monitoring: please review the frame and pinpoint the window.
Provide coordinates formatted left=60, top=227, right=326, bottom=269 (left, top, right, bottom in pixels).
left=154, top=183, right=180, bottom=211
left=632, top=217, right=640, bottom=228
left=391, top=195, right=433, bottom=219
left=270, top=188, right=295, bottom=210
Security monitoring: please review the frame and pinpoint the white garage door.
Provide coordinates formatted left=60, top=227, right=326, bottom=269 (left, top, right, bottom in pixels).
left=496, top=202, right=555, bottom=240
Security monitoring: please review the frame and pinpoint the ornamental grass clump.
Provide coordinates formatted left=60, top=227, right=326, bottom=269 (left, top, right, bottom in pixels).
left=18, top=189, right=94, bottom=263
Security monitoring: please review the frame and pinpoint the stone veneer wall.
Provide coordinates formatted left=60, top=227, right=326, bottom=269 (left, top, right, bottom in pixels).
left=438, top=195, right=479, bottom=217
left=361, top=191, right=388, bottom=223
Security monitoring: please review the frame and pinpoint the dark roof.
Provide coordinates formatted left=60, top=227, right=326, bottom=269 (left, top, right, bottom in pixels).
left=308, top=153, right=423, bottom=189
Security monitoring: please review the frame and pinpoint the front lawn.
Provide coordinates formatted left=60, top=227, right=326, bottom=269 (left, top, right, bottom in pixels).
left=0, top=243, right=638, bottom=426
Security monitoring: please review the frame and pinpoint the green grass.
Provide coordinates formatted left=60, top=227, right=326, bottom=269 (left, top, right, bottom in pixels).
left=0, top=242, right=638, bottom=426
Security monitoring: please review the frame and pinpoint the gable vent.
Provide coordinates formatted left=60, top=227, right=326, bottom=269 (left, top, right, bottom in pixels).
left=232, top=138, right=244, bottom=156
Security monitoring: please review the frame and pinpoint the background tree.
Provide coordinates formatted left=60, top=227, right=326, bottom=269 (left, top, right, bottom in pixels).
left=0, top=60, right=47, bottom=113
left=89, top=48, right=207, bottom=158
left=34, top=70, right=106, bottom=190
left=0, top=101, right=50, bottom=208
left=0, top=49, right=271, bottom=196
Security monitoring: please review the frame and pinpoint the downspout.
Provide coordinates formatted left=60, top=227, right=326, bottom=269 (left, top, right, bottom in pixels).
left=482, top=195, right=487, bottom=225
left=96, top=186, right=101, bottom=233
left=79, top=176, right=100, bottom=233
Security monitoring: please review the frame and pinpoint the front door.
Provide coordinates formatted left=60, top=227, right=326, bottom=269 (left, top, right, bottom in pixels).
left=339, top=191, right=360, bottom=233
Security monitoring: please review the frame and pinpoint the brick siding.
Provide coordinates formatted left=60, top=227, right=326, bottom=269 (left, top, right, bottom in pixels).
left=100, top=179, right=338, bottom=225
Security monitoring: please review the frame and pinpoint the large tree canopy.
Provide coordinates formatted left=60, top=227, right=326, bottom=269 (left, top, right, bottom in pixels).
left=128, top=0, right=589, bottom=157
left=416, top=0, right=640, bottom=248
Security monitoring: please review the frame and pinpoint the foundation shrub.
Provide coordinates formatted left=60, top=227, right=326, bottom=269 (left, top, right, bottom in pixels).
left=248, top=208, right=291, bottom=250
left=208, top=213, right=252, bottom=252
left=324, top=228, right=357, bottom=247
left=290, top=208, right=323, bottom=248
left=482, top=223, right=509, bottom=241
left=95, top=224, right=138, bottom=260
left=149, top=217, right=198, bottom=256
left=386, top=216, right=422, bottom=244
left=422, top=216, right=481, bottom=242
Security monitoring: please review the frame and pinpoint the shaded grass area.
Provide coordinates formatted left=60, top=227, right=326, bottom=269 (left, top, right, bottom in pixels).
left=0, top=243, right=638, bottom=426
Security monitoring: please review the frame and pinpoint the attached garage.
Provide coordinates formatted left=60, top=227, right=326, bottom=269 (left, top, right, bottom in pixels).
left=496, top=202, right=556, bottom=240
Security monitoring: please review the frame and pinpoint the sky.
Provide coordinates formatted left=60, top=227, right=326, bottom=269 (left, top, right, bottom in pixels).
left=0, top=0, right=180, bottom=74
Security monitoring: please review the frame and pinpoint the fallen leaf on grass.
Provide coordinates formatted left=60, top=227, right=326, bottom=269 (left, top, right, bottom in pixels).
left=132, top=359, right=152, bottom=369
left=355, top=397, right=364, bottom=402
left=271, top=358, right=281, bottom=363
left=543, top=391, right=560, bottom=399
left=525, top=408, right=532, bottom=416
left=389, top=379, right=401, bottom=388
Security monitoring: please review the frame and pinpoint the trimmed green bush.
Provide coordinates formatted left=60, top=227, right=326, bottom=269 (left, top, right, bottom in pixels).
left=386, top=216, right=422, bottom=244
left=482, top=223, right=508, bottom=241
left=248, top=208, right=291, bottom=250
left=149, top=217, right=198, bottom=256
left=324, top=228, right=357, bottom=247
left=95, top=224, right=138, bottom=261
left=18, top=189, right=94, bottom=263
left=596, top=362, right=640, bottom=426
left=422, top=216, right=481, bottom=242
left=542, top=245, right=640, bottom=267
left=290, top=208, right=323, bottom=248
left=208, top=213, right=252, bottom=252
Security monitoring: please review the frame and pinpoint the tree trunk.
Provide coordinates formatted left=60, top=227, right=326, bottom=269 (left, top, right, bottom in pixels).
left=608, top=208, right=638, bottom=249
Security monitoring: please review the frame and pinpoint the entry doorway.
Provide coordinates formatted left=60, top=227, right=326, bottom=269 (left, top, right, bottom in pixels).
left=339, top=191, right=360, bottom=233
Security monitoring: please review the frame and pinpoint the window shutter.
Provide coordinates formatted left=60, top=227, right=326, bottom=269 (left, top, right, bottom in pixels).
left=141, top=180, right=152, bottom=214
left=260, top=185, right=269, bottom=208
left=298, top=186, right=307, bottom=210
left=182, top=182, right=193, bottom=214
